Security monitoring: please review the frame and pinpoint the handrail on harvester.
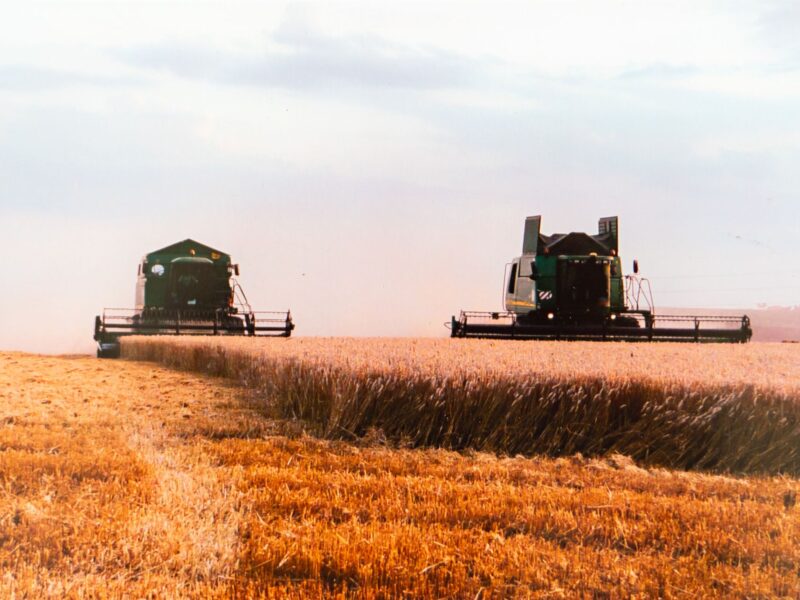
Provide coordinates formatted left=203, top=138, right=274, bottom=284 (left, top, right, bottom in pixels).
left=230, top=278, right=253, bottom=314
left=625, top=274, right=654, bottom=314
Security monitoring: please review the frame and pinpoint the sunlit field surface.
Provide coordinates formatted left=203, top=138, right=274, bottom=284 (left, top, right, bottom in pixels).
left=2, top=351, right=798, bottom=598
left=124, top=337, right=800, bottom=474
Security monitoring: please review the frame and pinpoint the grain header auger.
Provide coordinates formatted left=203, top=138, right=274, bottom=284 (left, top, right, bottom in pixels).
left=94, top=239, right=294, bottom=358
left=450, top=216, right=752, bottom=343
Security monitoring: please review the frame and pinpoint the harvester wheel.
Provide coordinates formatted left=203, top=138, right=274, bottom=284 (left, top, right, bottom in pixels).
left=97, top=342, right=121, bottom=359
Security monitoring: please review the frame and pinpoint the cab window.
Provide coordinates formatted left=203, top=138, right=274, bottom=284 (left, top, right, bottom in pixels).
left=507, top=262, right=518, bottom=294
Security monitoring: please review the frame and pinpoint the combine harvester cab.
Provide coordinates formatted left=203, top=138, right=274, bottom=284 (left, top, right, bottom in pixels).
left=94, top=239, right=294, bottom=358
left=451, top=216, right=752, bottom=342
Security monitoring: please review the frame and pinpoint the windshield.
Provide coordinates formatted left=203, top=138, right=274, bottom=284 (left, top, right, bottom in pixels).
left=558, top=260, right=611, bottom=312
left=169, top=262, right=217, bottom=307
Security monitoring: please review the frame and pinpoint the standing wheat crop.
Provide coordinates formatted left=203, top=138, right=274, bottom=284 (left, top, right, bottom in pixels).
left=123, top=337, right=800, bottom=474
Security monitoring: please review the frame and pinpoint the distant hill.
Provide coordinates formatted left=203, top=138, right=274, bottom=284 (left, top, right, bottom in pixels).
left=663, top=306, right=800, bottom=342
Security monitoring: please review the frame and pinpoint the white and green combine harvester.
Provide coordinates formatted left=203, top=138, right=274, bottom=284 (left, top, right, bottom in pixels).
left=451, top=216, right=752, bottom=342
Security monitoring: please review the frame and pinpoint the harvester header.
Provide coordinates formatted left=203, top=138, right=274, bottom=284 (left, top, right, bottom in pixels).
left=451, top=216, right=751, bottom=343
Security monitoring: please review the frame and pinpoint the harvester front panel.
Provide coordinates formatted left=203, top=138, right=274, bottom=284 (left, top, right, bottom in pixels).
left=506, top=254, right=625, bottom=320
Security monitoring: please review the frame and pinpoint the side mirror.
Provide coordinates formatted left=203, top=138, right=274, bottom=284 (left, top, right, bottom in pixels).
left=633, top=259, right=639, bottom=274
left=528, top=261, right=538, bottom=280
left=233, top=264, right=240, bottom=276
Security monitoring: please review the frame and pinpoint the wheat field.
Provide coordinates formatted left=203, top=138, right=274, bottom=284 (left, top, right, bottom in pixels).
left=123, top=337, right=800, bottom=474
left=1, top=350, right=798, bottom=597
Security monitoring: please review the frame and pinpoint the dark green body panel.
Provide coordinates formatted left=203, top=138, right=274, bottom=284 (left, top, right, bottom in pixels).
left=136, top=239, right=233, bottom=310
left=532, top=254, right=624, bottom=316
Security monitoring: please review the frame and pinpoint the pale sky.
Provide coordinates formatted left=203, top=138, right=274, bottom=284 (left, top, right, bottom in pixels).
left=2, top=1, right=799, bottom=353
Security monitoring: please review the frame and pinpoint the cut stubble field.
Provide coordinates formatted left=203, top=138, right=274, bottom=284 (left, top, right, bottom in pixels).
left=2, top=339, right=799, bottom=598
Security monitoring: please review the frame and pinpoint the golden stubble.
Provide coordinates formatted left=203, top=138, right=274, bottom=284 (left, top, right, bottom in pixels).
left=0, top=352, right=253, bottom=598
left=2, top=347, right=798, bottom=598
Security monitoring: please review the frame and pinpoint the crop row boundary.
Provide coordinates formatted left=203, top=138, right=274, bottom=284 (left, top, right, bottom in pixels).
left=121, top=338, right=800, bottom=475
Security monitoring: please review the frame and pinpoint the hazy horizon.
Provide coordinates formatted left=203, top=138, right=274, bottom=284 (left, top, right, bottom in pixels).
left=2, top=2, right=799, bottom=353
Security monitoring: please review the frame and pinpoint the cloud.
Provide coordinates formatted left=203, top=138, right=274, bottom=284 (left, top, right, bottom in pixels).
left=757, top=3, right=800, bottom=68
left=0, top=65, right=134, bottom=91
left=114, top=23, right=489, bottom=92
left=617, top=63, right=702, bottom=81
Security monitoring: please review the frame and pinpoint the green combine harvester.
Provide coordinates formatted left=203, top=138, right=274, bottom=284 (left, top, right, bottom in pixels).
left=451, top=216, right=751, bottom=342
left=94, top=239, right=293, bottom=358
